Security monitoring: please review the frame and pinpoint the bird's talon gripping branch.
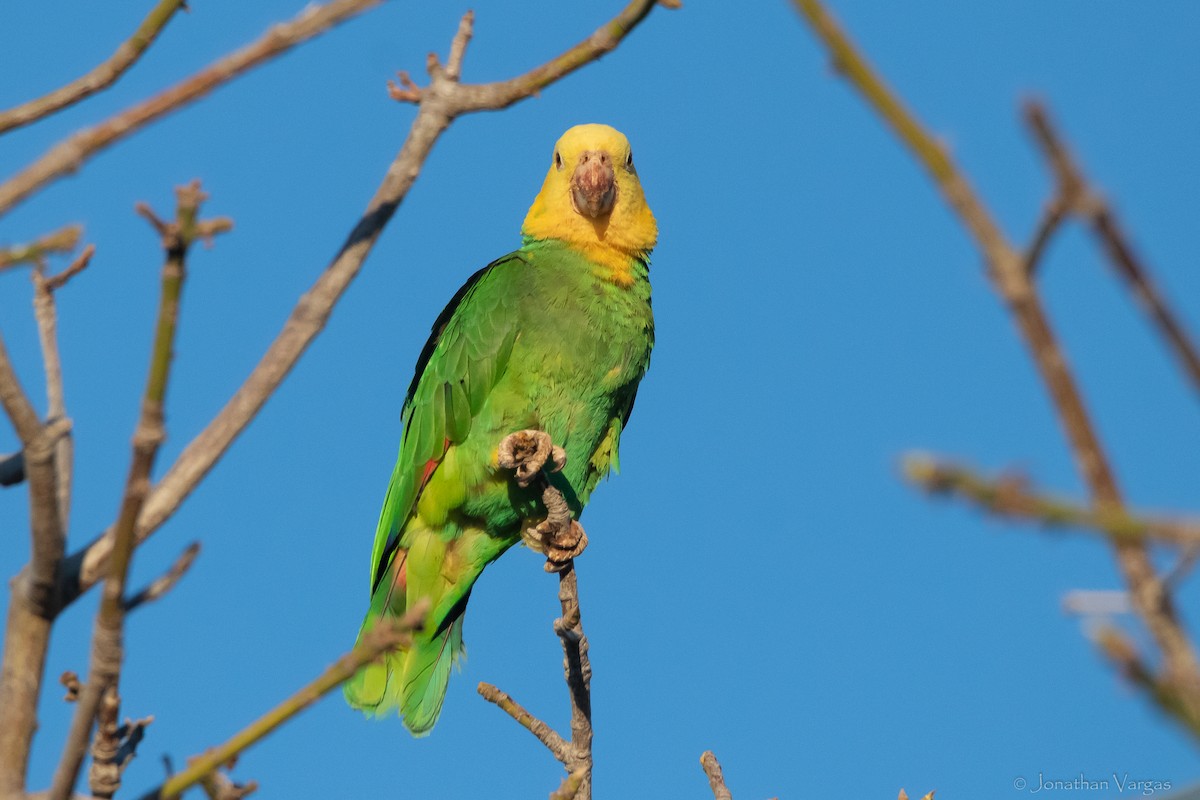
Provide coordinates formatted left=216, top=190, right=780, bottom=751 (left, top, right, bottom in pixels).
left=498, top=429, right=564, bottom=487
left=538, top=519, right=588, bottom=573
left=498, top=430, right=588, bottom=570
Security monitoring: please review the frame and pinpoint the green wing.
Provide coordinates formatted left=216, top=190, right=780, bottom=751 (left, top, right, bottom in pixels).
left=368, top=254, right=524, bottom=591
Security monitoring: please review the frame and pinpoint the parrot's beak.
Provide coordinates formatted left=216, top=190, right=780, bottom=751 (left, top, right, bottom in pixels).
left=570, top=150, right=616, bottom=219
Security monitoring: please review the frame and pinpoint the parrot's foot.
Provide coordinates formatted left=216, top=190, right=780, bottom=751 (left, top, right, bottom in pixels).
left=535, top=518, right=588, bottom=573
left=497, top=429, right=567, bottom=488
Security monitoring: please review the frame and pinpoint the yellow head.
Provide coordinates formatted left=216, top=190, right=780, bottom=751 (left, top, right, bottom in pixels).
left=522, top=124, right=658, bottom=284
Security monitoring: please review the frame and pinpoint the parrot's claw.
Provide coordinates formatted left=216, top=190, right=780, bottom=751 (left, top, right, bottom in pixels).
left=498, top=429, right=567, bottom=487
left=536, top=518, right=588, bottom=573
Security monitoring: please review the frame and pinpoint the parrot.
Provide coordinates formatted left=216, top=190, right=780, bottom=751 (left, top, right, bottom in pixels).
left=343, top=123, right=657, bottom=736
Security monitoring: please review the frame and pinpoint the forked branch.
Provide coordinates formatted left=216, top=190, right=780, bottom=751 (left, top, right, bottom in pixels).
left=66, top=0, right=671, bottom=613
left=793, top=0, right=1200, bottom=730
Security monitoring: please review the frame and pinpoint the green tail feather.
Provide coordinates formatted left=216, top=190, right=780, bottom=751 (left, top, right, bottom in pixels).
left=343, top=612, right=466, bottom=737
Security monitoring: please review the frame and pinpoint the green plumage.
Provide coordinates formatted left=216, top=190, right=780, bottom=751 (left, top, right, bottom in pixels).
left=344, top=239, right=653, bottom=735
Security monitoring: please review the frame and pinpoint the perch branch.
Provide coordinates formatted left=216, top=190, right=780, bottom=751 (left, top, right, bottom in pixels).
left=0, top=0, right=384, bottom=218
left=1023, top=101, right=1200, bottom=395
left=489, top=431, right=594, bottom=796
left=0, top=225, right=83, bottom=273
left=138, top=601, right=428, bottom=800
left=48, top=184, right=226, bottom=800
left=700, top=751, right=733, bottom=800
left=64, top=0, right=669, bottom=607
left=0, top=0, right=188, bottom=136
left=794, top=0, right=1200, bottom=718
left=903, top=455, right=1200, bottom=548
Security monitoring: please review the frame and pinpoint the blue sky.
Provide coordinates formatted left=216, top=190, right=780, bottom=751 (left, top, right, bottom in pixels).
left=2, top=1, right=1200, bottom=798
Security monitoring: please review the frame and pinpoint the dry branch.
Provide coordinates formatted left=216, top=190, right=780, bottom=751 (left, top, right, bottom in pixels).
left=0, top=0, right=384, bottom=218
left=1023, top=101, right=1200, bottom=395
left=477, top=682, right=569, bottom=760
left=700, top=751, right=733, bottom=800
left=794, top=0, right=1200, bottom=725
left=0, top=225, right=83, bottom=272
left=48, top=184, right=228, bottom=800
left=0, top=0, right=188, bottom=135
left=65, top=0, right=669, bottom=608
left=903, top=455, right=1200, bottom=548
left=138, top=601, right=428, bottom=800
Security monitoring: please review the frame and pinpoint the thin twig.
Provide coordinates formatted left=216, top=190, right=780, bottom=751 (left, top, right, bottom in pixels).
left=138, top=601, right=428, bottom=800
left=66, top=0, right=669, bottom=607
left=794, top=0, right=1200, bottom=719
left=0, top=0, right=384, bottom=218
left=1024, top=101, right=1200, bottom=395
left=33, top=244, right=92, bottom=530
left=903, top=455, right=1200, bottom=548
left=1023, top=196, right=1068, bottom=276
left=48, top=184, right=226, bottom=800
left=0, top=225, right=82, bottom=272
left=477, top=682, right=569, bottom=760
left=700, top=751, right=733, bottom=800
left=1095, top=627, right=1200, bottom=738
left=123, top=543, right=200, bottom=612
left=0, top=0, right=188, bottom=136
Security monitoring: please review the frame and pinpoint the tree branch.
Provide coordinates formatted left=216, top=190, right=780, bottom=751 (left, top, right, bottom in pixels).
left=1095, top=627, right=1200, bottom=739
left=794, top=0, right=1200, bottom=717
left=48, top=184, right=227, bottom=800
left=0, top=225, right=83, bottom=273
left=477, top=682, right=569, bottom=761
left=1023, top=101, right=1200, bottom=396
left=0, top=0, right=384, bottom=218
left=700, top=751, right=733, bottom=800
left=64, top=0, right=669, bottom=607
left=903, top=454, right=1200, bottom=548
left=0, top=0, right=188, bottom=136
left=136, top=601, right=428, bottom=800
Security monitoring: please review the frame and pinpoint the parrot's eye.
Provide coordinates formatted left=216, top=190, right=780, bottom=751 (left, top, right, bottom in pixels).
left=554, top=151, right=563, bottom=171
left=626, top=151, right=634, bottom=167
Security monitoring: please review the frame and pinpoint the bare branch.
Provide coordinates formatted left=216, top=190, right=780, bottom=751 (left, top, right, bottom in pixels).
left=34, top=244, right=91, bottom=529
left=139, top=601, right=428, bottom=800
left=123, top=542, right=200, bottom=612
left=477, top=682, right=569, bottom=761
left=700, top=751, right=733, bottom=800
left=1095, top=627, right=1200, bottom=739
left=49, top=185, right=224, bottom=800
left=66, top=0, right=667, bottom=607
left=794, top=0, right=1200, bottom=710
left=1023, top=196, right=1068, bottom=277
left=548, top=770, right=588, bottom=800
left=0, top=0, right=188, bottom=136
left=0, top=418, right=69, bottom=796
left=0, top=224, right=82, bottom=272
left=903, top=455, right=1200, bottom=548
left=44, top=244, right=96, bottom=292
left=1024, top=101, right=1200, bottom=396
left=0, top=0, right=384, bottom=218
left=88, top=686, right=152, bottom=799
